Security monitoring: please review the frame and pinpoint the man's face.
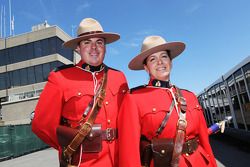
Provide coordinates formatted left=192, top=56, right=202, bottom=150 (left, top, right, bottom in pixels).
left=77, top=37, right=106, bottom=66
left=144, top=50, right=172, bottom=81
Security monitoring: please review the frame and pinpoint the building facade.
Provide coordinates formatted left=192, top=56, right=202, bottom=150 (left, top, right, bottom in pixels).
left=0, top=22, right=80, bottom=125
left=198, top=56, right=250, bottom=133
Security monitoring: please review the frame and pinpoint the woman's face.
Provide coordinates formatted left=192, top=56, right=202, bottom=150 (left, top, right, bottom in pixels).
left=144, top=50, right=172, bottom=81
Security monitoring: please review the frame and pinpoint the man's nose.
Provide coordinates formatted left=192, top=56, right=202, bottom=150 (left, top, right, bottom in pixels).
left=91, top=43, right=97, bottom=49
left=157, top=58, right=163, bottom=64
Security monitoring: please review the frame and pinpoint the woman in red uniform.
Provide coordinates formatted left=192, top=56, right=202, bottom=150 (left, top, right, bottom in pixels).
left=118, top=35, right=217, bottom=167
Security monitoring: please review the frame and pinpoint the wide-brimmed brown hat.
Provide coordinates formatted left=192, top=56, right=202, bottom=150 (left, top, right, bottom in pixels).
left=128, top=35, right=185, bottom=70
left=63, top=18, right=120, bottom=49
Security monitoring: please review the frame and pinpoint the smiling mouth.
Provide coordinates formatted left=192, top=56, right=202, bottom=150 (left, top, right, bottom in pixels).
left=90, top=53, right=99, bottom=57
left=156, top=67, right=166, bottom=71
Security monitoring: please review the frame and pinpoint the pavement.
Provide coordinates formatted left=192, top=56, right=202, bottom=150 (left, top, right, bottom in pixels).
left=4, top=133, right=250, bottom=167
left=0, top=147, right=225, bottom=167
left=0, top=148, right=59, bottom=167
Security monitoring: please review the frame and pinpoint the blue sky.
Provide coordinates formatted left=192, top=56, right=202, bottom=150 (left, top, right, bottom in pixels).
left=1, top=0, right=250, bottom=94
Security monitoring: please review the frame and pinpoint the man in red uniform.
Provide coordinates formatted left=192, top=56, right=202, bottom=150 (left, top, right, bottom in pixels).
left=32, top=18, right=128, bottom=167
left=118, top=35, right=217, bottom=167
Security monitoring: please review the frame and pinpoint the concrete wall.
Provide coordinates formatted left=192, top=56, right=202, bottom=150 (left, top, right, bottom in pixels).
left=1, top=98, right=38, bottom=125
left=5, top=26, right=71, bottom=48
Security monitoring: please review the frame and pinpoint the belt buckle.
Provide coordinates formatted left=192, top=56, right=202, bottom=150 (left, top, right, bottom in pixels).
left=186, top=139, right=196, bottom=154
left=106, top=128, right=115, bottom=141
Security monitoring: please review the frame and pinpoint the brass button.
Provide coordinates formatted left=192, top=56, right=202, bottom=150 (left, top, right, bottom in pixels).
left=107, top=119, right=111, bottom=124
left=78, top=92, right=82, bottom=96
left=89, top=133, right=93, bottom=137
left=152, top=108, right=156, bottom=112
left=185, top=153, right=189, bottom=156
left=161, top=150, right=165, bottom=154
left=95, top=73, right=98, bottom=76
left=105, top=101, right=109, bottom=105
left=122, top=89, right=126, bottom=93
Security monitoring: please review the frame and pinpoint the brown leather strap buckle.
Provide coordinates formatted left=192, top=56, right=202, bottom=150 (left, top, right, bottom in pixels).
left=103, top=128, right=117, bottom=141
left=177, top=119, right=187, bottom=130
left=182, top=138, right=198, bottom=155
left=106, top=128, right=115, bottom=141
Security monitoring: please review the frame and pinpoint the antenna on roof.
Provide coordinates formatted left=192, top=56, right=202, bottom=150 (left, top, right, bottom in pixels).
left=3, top=5, right=6, bottom=37
left=0, top=5, right=3, bottom=38
left=11, top=14, right=14, bottom=35
left=71, top=25, right=76, bottom=37
left=9, top=0, right=12, bottom=36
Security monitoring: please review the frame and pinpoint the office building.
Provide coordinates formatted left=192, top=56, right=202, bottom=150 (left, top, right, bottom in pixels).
left=0, top=21, right=80, bottom=125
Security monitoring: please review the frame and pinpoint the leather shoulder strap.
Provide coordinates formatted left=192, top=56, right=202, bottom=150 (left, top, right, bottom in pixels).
left=62, top=66, right=108, bottom=165
left=156, top=100, right=175, bottom=136
left=171, top=86, right=187, bottom=167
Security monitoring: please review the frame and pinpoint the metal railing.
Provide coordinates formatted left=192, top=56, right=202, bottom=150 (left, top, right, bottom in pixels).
left=0, top=124, right=48, bottom=161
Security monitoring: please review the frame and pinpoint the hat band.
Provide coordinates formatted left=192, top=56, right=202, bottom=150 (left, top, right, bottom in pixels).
left=78, top=31, right=104, bottom=37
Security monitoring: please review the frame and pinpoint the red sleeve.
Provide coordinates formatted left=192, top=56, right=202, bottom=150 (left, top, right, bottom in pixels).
left=118, top=93, right=142, bottom=167
left=32, top=72, right=63, bottom=150
left=197, top=100, right=217, bottom=167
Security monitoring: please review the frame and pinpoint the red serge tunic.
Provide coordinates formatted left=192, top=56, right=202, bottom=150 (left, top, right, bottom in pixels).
left=118, top=82, right=217, bottom=167
left=32, top=61, right=128, bottom=167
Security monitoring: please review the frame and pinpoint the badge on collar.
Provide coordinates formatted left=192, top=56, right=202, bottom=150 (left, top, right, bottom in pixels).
left=85, top=65, right=90, bottom=71
left=155, top=81, right=161, bottom=87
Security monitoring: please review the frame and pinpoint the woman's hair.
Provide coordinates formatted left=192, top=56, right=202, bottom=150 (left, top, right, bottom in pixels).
left=143, top=50, right=171, bottom=65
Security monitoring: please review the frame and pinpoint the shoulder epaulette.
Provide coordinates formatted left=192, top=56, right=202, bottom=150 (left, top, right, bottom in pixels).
left=53, top=64, right=75, bottom=72
left=130, top=85, right=146, bottom=93
left=173, top=85, right=192, bottom=93
left=107, top=66, right=120, bottom=72
left=180, top=88, right=192, bottom=93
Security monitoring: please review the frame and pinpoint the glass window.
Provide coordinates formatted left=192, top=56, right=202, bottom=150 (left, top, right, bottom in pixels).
left=34, top=65, right=43, bottom=82
left=242, top=63, right=250, bottom=130
left=5, top=48, right=10, bottom=65
left=13, top=46, right=21, bottom=63
left=41, top=39, right=49, bottom=56
left=243, top=63, right=250, bottom=93
left=56, top=37, right=63, bottom=55
left=64, top=48, right=73, bottom=61
left=231, top=75, right=245, bottom=130
left=50, top=61, right=64, bottom=71
left=234, top=69, right=242, bottom=78
left=27, top=66, right=36, bottom=84
left=27, top=43, right=34, bottom=60
left=8, top=47, right=15, bottom=64
left=227, top=75, right=235, bottom=96
left=56, top=37, right=73, bottom=61
left=0, top=73, right=6, bottom=90
left=48, top=37, right=57, bottom=54
left=12, top=70, right=21, bottom=87
left=42, top=63, right=51, bottom=80
left=0, top=50, right=7, bottom=66
left=20, top=44, right=28, bottom=62
left=5, top=72, right=10, bottom=89
left=20, top=68, right=28, bottom=86
left=34, top=41, right=42, bottom=58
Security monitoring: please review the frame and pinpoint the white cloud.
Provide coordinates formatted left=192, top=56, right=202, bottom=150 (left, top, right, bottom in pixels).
left=76, top=1, right=91, bottom=14
left=19, top=11, right=41, bottom=22
left=122, top=29, right=162, bottom=48
left=186, top=3, right=202, bottom=15
left=39, top=0, right=51, bottom=20
left=108, top=47, right=120, bottom=55
left=136, top=29, right=160, bottom=36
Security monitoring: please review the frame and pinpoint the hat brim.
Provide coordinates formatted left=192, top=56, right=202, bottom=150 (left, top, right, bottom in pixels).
left=63, top=32, right=120, bottom=49
left=128, top=42, right=185, bottom=70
